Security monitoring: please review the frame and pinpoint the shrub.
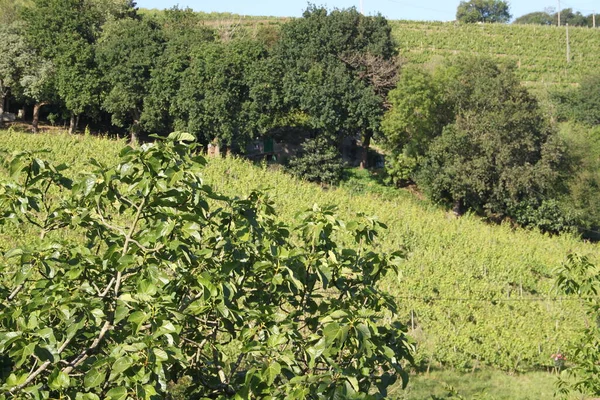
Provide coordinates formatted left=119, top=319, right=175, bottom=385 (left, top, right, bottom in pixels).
left=287, top=137, right=345, bottom=185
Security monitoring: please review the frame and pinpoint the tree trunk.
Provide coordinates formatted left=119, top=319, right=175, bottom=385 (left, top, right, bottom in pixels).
left=0, top=94, right=5, bottom=128
left=130, top=111, right=140, bottom=145
left=452, top=199, right=463, bottom=217
left=359, top=132, right=372, bottom=169
left=68, top=113, right=77, bottom=134
left=130, top=129, right=137, bottom=145
left=32, top=102, right=47, bottom=134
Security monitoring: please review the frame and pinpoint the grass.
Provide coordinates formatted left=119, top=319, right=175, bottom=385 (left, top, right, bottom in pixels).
left=391, top=369, right=589, bottom=400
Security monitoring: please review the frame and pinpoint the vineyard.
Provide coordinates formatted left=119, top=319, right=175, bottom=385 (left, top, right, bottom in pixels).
left=135, top=12, right=600, bottom=90
left=391, top=20, right=600, bottom=90
left=1, top=129, right=597, bottom=379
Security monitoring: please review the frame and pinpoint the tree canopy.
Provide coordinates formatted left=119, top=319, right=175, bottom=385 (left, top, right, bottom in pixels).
left=419, top=57, right=568, bottom=224
left=380, top=66, right=451, bottom=184
left=0, top=23, right=29, bottom=127
left=96, top=17, right=164, bottom=141
left=514, top=8, right=596, bottom=27
left=381, top=56, right=571, bottom=230
left=456, top=0, right=511, bottom=23
left=513, top=11, right=554, bottom=26
left=271, top=5, right=398, bottom=167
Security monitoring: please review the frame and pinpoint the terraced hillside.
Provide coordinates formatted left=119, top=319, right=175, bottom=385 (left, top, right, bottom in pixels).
left=137, top=10, right=600, bottom=90
left=391, top=20, right=600, bottom=90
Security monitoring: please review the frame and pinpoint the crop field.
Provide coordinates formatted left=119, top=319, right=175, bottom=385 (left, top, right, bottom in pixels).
left=140, top=13, right=600, bottom=90
left=1, top=129, right=597, bottom=383
left=391, top=21, right=600, bottom=91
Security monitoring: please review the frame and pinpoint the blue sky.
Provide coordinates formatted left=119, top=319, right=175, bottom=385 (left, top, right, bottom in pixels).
left=135, top=1, right=599, bottom=22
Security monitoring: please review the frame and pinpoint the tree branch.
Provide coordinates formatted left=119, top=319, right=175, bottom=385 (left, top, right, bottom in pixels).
left=62, top=320, right=112, bottom=374
left=6, top=335, right=74, bottom=395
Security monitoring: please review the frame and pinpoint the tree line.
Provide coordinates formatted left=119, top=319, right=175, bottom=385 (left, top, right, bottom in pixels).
left=0, top=0, right=397, bottom=168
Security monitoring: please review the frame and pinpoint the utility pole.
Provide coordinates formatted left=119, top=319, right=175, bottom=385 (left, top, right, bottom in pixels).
left=566, top=23, right=570, bottom=63
left=593, top=11, right=596, bottom=28
left=558, top=0, right=561, bottom=26
left=359, top=0, right=364, bottom=14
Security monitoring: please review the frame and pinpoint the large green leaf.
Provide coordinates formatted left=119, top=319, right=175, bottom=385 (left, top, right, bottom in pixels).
left=84, top=368, right=105, bottom=389
left=263, top=361, right=281, bottom=386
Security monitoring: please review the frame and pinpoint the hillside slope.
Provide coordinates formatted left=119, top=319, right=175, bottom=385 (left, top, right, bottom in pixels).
left=391, top=21, right=600, bottom=91
left=140, top=10, right=600, bottom=90
left=1, top=130, right=598, bottom=373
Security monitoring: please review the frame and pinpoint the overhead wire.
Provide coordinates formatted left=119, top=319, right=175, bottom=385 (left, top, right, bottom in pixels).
left=559, top=0, right=596, bottom=13
left=393, top=295, right=598, bottom=303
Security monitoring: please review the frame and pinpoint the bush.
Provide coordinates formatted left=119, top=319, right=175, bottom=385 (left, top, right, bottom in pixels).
left=287, top=137, right=345, bottom=185
left=552, top=75, right=600, bottom=127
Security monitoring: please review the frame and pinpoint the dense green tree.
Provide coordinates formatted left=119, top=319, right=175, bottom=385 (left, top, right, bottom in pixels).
left=22, top=0, right=104, bottom=133
left=456, top=0, right=511, bottom=23
left=287, top=136, right=346, bottom=185
left=0, top=23, right=28, bottom=127
left=272, top=5, right=398, bottom=168
left=514, top=8, right=595, bottom=27
left=171, top=39, right=267, bottom=149
left=415, top=57, right=568, bottom=225
left=560, top=8, right=594, bottom=27
left=96, top=17, right=164, bottom=142
left=22, top=0, right=136, bottom=133
left=141, top=7, right=216, bottom=135
left=20, top=56, right=56, bottom=133
left=0, top=21, right=57, bottom=133
left=381, top=67, right=451, bottom=184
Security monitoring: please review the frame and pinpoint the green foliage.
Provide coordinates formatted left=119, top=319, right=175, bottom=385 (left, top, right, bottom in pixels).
left=557, top=123, right=600, bottom=238
left=559, top=8, right=596, bottom=27
left=96, top=17, right=165, bottom=135
left=410, top=56, right=570, bottom=228
left=513, top=11, right=554, bottom=26
left=23, top=0, right=105, bottom=117
left=0, top=0, right=31, bottom=25
left=381, top=66, right=450, bottom=184
left=553, top=75, right=600, bottom=127
left=0, top=23, right=29, bottom=118
left=0, top=134, right=411, bottom=397
left=456, top=0, right=511, bottom=24
left=555, top=255, right=600, bottom=397
left=271, top=5, right=396, bottom=147
left=140, top=7, right=216, bottom=135
left=287, top=137, right=346, bottom=185
left=513, top=8, right=595, bottom=27
left=508, top=199, right=578, bottom=235
left=171, top=39, right=268, bottom=148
